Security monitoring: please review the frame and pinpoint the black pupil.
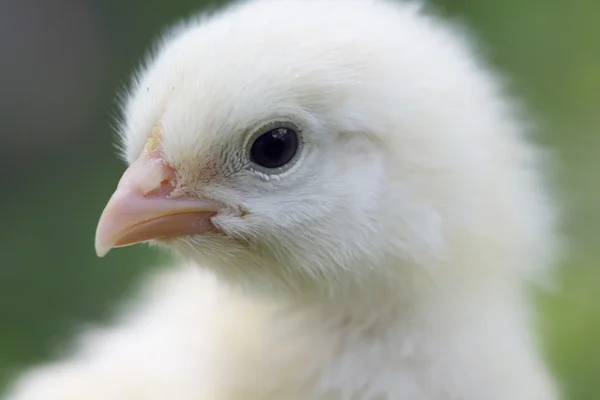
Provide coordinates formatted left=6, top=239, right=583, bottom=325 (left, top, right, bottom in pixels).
left=250, top=127, right=299, bottom=169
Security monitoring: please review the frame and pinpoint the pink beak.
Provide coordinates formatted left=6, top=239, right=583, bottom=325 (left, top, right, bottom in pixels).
left=95, top=143, right=225, bottom=258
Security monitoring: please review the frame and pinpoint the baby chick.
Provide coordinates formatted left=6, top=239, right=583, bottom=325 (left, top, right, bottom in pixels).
left=4, top=0, right=559, bottom=399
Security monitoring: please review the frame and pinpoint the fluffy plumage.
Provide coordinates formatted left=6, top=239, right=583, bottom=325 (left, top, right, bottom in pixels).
left=4, top=0, right=559, bottom=399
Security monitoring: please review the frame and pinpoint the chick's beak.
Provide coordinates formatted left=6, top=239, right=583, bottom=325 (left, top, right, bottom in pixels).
left=95, top=141, right=225, bottom=258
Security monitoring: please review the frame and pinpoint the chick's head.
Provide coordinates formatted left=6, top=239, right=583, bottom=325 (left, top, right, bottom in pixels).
left=96, top=0, right=555, bottom=301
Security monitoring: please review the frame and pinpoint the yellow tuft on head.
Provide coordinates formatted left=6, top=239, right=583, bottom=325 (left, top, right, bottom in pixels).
left=144, top=128, right=163, bottom=155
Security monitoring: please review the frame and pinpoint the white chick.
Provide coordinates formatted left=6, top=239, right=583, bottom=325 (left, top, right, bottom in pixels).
left=4, top=0, right=560, bottom=399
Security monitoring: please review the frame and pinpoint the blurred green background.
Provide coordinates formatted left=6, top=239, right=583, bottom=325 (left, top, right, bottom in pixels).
left=0, top=0, right=598, bottom=398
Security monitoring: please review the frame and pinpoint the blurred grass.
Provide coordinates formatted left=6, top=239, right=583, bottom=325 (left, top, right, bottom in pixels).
left=0, top=0, right=598, bottom=399
left=539, top=263, right=600, bottom=400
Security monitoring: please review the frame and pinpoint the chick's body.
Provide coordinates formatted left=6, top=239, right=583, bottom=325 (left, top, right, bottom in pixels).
left=4, top=0, right=559, bottom=399
left=3, top=265, right=556, bottom=400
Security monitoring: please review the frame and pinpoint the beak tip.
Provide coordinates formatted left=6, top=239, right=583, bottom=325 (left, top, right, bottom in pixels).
left=96, top=250, right=109, bottom=258
left=95, top=238, right=112, bottom=258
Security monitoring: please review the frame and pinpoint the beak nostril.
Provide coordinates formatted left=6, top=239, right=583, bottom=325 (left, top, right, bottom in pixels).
left=146, top=179, right=177, bottom=198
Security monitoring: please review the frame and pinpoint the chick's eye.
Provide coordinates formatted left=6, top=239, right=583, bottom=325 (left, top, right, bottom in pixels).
left=250, top=127, right=299, bottom=169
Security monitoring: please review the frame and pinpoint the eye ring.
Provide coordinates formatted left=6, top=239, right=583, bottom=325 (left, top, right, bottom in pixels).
left=246, top=121, right=303, bottom=175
